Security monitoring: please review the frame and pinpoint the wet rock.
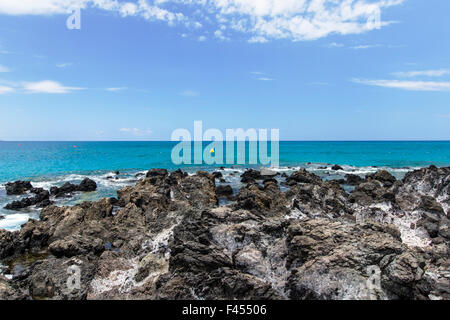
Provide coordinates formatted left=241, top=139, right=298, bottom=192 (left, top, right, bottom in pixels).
left=241, top=169, right=262, bottom=183
left=146, top=168, right=168, bottom=178
left=5, top=181, right=33, bottom=195
left=4, top=189, right=51, bottom=210
left=216, top=185, right=233, bottom=198
left=77, top=178, right=97, bottom=192
left=345, top=174, right=364, bottom=186
left=286, top=169, right=322, bottom=185
left=367, top=170, right=397, bottom=188
left=331, top=165, right=344, bottom=171
left=212, top=171, right=223, bottom=179
left=50, top=179, right=97, bottom=198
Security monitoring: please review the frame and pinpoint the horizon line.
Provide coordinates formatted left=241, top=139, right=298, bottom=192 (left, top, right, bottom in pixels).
left=1, top=140, right=450, bottom=142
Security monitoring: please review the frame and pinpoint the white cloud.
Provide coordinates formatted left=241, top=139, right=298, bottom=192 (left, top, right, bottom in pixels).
left=198, top=35, right=207, bottom=41
left=353, top=79, right=450, bottom=92
left=327, top=42, right=344, bottom=48
left=214, top=30, right=229, bottom=41
left=0, top=0, right=404, bottom=42
left=350, top=44, right=382, bottom=49
left=119, top=127, right=152, bottom=136
left=0, top=86, right=14, bottom=94
left=391, top=69, right=450, bottom=78
left=56, top=62, right=73, bottom=68
left=256, top=77, right=274, bottom=81
left=23, top=80, right=84, bottom=93
left=0, top=65, right=10, bottom=72
left=106, top=87, right=128, bottom=92
left=248, top=36, right=268, bottom=43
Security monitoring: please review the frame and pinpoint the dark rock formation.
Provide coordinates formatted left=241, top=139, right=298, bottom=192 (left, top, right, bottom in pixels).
left=240, top=169, right=262, bottom=183
left=286, top=169, right=322, bottom=185
left=50, top=178, right=97, bottom=198
left=332, top=165, right=344, bottom=171
left=0, top=166, right=448, bottom=300
left=5, top=181, right=33, bottom=195
left=367, top=170, right=397, bottom=188
left=345, top=174, right=364, bottom=186
left=4, top=188, right=51, bottom=210
left=216, top=185, right=233, bottom=198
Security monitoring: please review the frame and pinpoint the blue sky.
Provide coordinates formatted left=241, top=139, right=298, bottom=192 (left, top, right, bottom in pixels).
left=0, top=0, right=449, bottom=141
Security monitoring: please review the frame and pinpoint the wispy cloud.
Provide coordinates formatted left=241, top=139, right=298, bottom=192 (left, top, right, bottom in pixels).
left=214, top=30, right=229, bottom=41
left=353, top=78, right=450, bottom=92
left=23, top=80, right=84, bottom=94
left=198, top=36, right=207, bottom=42
left=250, top=71, right=274, bottom=81
left=248, top=36, right=268, bottom=44
left=327, top=42, right=344, bottom=48
left=180, top=90, right=199, bottom=97
left=350, top=44, right=382, bottom=50
left=0, top=65, right=10, bottom=72
left=56, top=62, right=73, bottom=68
left=106, top=87, right=128, bottom=92
left=391, top=69, right=450, bottom=78
left=0, top=85, right=14, bottom=94
left=119, top=128, right=152, bottom=136
left=0, top=0, right=404, bottom=42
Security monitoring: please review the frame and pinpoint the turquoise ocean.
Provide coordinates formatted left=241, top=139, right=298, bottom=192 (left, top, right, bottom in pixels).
left=1, top=141, right=449, bottom=230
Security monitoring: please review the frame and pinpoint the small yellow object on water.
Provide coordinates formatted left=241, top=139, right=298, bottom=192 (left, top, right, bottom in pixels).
left=210, top=148, right=215, bottom=154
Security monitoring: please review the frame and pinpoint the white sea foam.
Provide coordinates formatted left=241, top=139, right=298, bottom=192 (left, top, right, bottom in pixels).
left=0, top=213, right=32, bottom=231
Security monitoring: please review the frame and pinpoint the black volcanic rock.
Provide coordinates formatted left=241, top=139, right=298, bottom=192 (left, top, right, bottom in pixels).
left=0, top=166, right=449, bottom=301
left=240, top=169, right=262, bottom=183
left=4, top=188, right=51, bottom=210
left=5, top=181, right=33, bottom=195
left=286, top=169, right=322, bottom=185
left=367, top=170, right=397, bottom=188
left=345, top=174, right=364, bottom=186
left=77, top=178, right=97, bottom=192
left=216, top=185, right=233, bottom=198
left=146, top=168, right=168, bottom=178
left=50, top=179, right=97, bottom=198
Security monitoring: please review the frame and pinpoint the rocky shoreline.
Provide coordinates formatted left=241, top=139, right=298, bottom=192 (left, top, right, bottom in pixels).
left=0, top=166, right=449, bottom=300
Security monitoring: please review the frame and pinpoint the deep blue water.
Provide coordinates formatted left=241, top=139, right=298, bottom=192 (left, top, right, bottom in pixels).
left=0, top=141, right=449, bottom=230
